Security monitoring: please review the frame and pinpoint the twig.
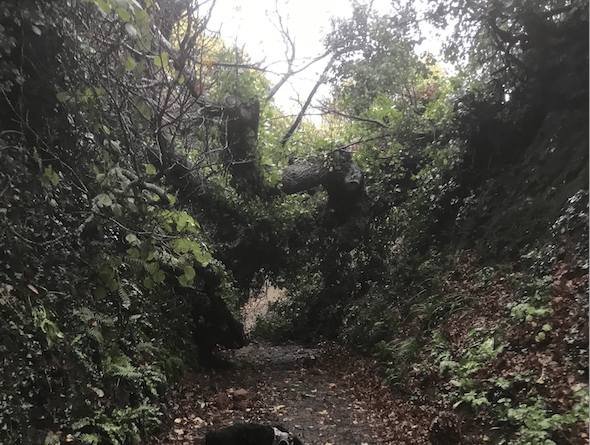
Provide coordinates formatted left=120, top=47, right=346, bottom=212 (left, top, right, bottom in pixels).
left=324, top=109, right=390, bottom=129
left=280, top=54, right=338, bottom=146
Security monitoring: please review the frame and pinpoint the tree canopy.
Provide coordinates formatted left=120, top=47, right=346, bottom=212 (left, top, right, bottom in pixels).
left=0, top=0, right=587, bottom=444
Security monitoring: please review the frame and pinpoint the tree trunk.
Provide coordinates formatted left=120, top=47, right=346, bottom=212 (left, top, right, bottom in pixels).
left=281, top=160, right=327, bottom=194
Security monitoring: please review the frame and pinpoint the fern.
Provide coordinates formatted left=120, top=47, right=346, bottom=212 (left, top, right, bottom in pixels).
left=71, top=334, right=102, bottom=380
left=74, top=402, right=161, bottom=445
left=141, top=364, right=168, bottom=397
left=136, top=341, right=159, bottom=355
left=117, top=286, right=131, bottom=310
left=74, top=307, right=118, bottom=348
left=104, top=354, right=141, bottom=380
left=374, top=337, right=419, bottom=387
left=74, top=308, right=117, bottom=327
left=123, top=255, right=148, bottom=275
left=80, top=433, right=100, bottom=445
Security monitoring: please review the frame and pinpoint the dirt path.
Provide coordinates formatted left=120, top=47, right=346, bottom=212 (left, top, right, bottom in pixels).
left=147, top=342, right=443, bottom=445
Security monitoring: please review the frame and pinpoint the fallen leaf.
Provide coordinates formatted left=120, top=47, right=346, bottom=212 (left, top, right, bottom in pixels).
left=234, top=388, right=249, bottom=398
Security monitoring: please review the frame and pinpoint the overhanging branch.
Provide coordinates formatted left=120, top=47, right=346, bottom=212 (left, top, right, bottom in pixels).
left=323, top=108, right=390, bottom=129
left=280, top=54, right=338, bottom=146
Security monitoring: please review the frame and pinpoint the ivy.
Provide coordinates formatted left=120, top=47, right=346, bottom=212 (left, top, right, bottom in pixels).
left=31, top=305, right=64, bottom=347
left=428, top=328, right=504, bottom=412
left=43, top=165, right=60, bottom=186
left=499, top=388, right=590, bottom=445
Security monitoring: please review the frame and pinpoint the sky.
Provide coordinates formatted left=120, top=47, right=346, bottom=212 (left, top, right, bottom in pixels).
left=206, top=0, right=443, bottom=113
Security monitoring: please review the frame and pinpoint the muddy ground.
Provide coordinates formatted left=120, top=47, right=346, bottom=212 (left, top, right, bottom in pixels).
left=147, top=255, right=588, bottom=445
left=146, top=341, right=468, bottom=445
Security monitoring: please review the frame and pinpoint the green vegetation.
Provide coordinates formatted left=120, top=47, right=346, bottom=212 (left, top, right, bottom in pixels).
left=428, top=327, right=589, bottom=445
left=0, top=0, right=587, bottom=444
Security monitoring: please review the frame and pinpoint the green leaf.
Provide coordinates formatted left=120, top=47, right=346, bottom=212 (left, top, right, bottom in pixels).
left=107, top=279, right=119, bottom=292
left=183, top=265, right=196, bottom=280
left=125, top=23, right=138, bottom=38
left=44, top=165, right=60, bottom=186
left=147, top=262, right=160, bottom=274
left=190, top=242, right=201, bottom=256
left=507, top=407, right=524, bottom=421
left=203, top=251, right=212, bottom=264
left=133, top=9, right=152, bottom=51
left=93, top=0, right=112, bottom=15
left=178, top=274, right=193, bottom=287
left=96, top=193, right=113, bottom=207
left=125, top=233, right=139, bottom=244
left=127, top=248, right=140, bottom=259
left=135, top=98, right=151, bottom=119
left=127, top=198, right=138, bottom=212
left=117, top=7, right=131, bottom=22
left=172, top=238, right=191, bottom=254
left=145, top=163, right=157, bottom=175
left=176, top=213, right=190, bottom=232
left=143, top=277, right=154, bottom=289
left=112, top=203, right=123, bottom=217
left=202, top=251, right=212, bottom=265
left=124, top=55, right=137, bottom=71
left=195, top=250, right=212, bottom=266
left=56, top=92, right=71, bottom=103
left=154, top=51, right=169, bottom=68
left=93, top=286, right=106, bottom=299
left=153, top=269, right=165, bottom=283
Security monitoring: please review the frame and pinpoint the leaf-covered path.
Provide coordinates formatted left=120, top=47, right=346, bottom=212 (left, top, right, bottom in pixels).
left=147, top=342, right=442, bottom=445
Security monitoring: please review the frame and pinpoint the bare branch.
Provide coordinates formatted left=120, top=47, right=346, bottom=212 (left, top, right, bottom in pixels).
left=263, top=1, right=337, bottom=102
left=213, top=61, right=266, bottom=71
left=264, top=0, right=296, bottom=101
left=322, top=107, right=390, bottom=129
left=280, top=54, right=338, bottom=146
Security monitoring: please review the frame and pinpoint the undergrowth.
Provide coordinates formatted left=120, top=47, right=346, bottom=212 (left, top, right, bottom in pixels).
left=333, top=239, right=589, bottom=444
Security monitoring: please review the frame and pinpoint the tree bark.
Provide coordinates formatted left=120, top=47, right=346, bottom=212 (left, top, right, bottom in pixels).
left=281, top=161, right=327, bottom=194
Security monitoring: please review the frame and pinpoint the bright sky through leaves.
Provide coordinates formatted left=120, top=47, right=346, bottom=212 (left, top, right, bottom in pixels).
left=208, top=0, right=445, bottom=112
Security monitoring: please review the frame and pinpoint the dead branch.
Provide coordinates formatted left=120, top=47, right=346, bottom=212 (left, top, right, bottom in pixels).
left=322, top=107, right=390, bottom=129
left=280, top=54, right=338, bottom=146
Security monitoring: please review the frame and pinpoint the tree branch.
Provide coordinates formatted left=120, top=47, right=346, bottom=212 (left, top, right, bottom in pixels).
left=280, top=54, right=338, bottom=146
left=322, top=108, right=390, bottom=129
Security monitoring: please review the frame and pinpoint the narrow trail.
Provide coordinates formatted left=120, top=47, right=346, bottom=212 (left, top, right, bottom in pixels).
left=147, top=342, right=442, bottom=445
